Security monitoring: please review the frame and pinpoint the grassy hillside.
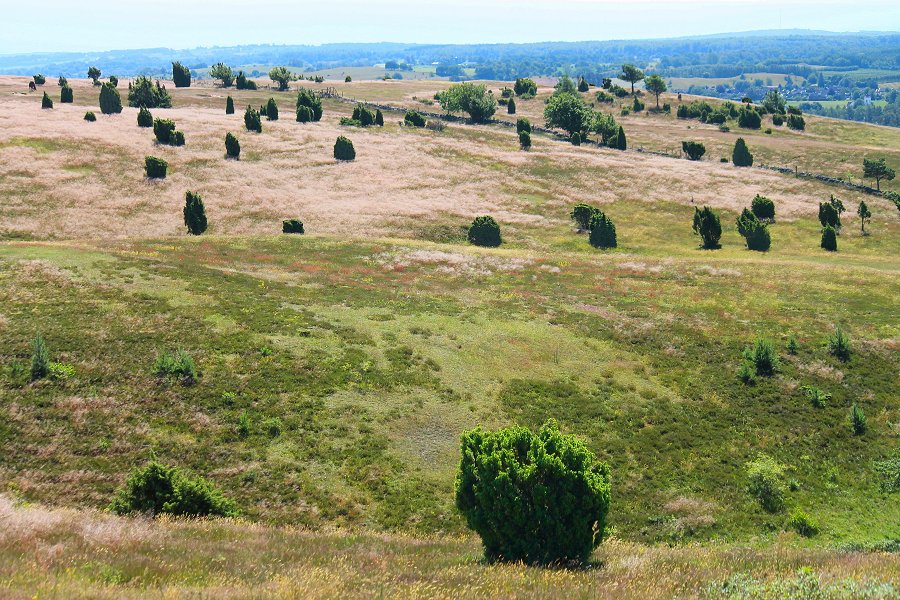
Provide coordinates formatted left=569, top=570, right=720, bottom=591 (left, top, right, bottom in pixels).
left=0, top=74, right=898, bottom=575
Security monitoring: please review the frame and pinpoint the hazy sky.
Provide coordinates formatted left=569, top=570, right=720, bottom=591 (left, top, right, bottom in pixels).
left=3, top=0, right=899, bottom=54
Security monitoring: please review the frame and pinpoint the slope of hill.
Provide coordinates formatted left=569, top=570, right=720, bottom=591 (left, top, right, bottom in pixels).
left=0, top=74, right=897, bottom=594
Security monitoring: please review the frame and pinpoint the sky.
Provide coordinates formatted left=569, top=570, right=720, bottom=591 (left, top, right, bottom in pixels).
left=2, top=0, right=899, bottom=54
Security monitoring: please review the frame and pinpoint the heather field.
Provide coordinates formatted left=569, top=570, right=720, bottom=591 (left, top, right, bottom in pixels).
left=0, top=74, right=898, bottom=597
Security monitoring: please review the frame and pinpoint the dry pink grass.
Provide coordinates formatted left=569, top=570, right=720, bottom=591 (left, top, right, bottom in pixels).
left=0, top=76, right=892, bottom=241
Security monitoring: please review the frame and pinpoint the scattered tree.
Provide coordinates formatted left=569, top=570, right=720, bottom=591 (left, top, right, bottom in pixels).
left=375, top=109, right=384, bottom=126
left=570, top=204, right=598, bottom=231
left=644, top=74, right=666, bottom=110
left=751, top=194, right=775, bottom=221
left=333, top=135, right=355, bottom=161
left=736, top=208, right=771, bottom=251
left=296, top=88, right=323, bottom=121
left=83, top=111, right=96, bottom=122
left=513, top=77, right=537, bottom=97
left=108, top=75, right=118, bottom=87
left=745, top=338, right=778, bottom=376
left=589, top=211, right=617, bottom=249
left=244, top=106, right=262, bottom=133
left=265, top=98, right=279, bottom=121
left=543, top=92, right=592, bottom=136
left=732, top=138, right=753, bottom=167
left=693, top=206, right=722, bottom=249
left=99, top=82, right=123, bottom=114
left=41, top=92, right=53, bottom=109
left=620, top=64, right=645, bottom=96
left=862, top=157, right=895, bottom=191
left=762, top=89, right=786, bottom=114
left=519, top=131, right=531, bottom=150
left=87, top=66, right=101, bottom=84
left=857, top=200, right=871, bottom=234
left=507, top=96, right=516, bottom=115
left=127, top=76, right=171, bottom=109
left=850, top=404, right=867, bottom=436
left=282, top=219, right=304, bottom=234
left=553, top=75, right=578, bottom=96
left=224, top=132, right=240, bottom=159
left=516, top=117, right=531, bottom=134
left=268, top=66, right=295, bottom=91
left=455, top=420, right=611, bottom=564
left=821, top=224, right=838, bottom=251
left=738, top=107, right=762, bottom=129
left=235, top=71, right=257, bottom=90
left=577, top=77, right=589, bottom=93
left=826, top=325, right=851, bottom=361
left=226, top=96, right=234, bottom=114
left=209, top=63, right=235, bottom=87
left=153, top=118, right=177, bottom=144
left=172, top=62, right=191, bottom=87
left=183, top=191, right=208, bottom=235
left=439, top=83, right=497, bottom=123
left=613, top=125, right=627, bottom=150
left=345, top=75, right=352, bottom=83
left=57, top=76, right=68, bottom=87
left=144, top=156, right=168, bottom=179
left=682, top=141, right=706, bottom=161
left=137, top=106, right=153, bottom=127
left=818, top=201, right=841, bottom=230
left=571, top=132, right=581, bottom=146
left=467, top=216, right=501, bottom=247
left=787, top=114, right=805, bottom=131
left=60, top=85, right=73, bottom=103
left=33, top=74, right=46, bottom=85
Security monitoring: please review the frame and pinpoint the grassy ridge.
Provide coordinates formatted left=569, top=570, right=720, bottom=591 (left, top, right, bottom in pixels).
left=1, top=495, right=896, bottom=599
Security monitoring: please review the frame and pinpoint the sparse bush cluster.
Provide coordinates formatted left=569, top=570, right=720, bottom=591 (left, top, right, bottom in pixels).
left=736, top=208, right=771, bottom=251
left=244, top=106, right=262, bottom=132
left=296, top=89, right=323, bottom=122
left=128, top=76, right=172, bottom=109
left=153, top=118, right=184, bottom=146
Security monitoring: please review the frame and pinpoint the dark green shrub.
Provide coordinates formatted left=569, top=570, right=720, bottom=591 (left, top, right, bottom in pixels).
left=745, top=338, right=778, bottom=376
left=296, top=88, right=323, bottom=121
left=334, top=136, right=355, bottom=161
left=682, top=140, right=706, bottom=160
left=235, top=71, right=257, bottom=90
left=60, top=85, right=73, bottom=103
left=738, top=107, right=762, bottom=129
left=282, top=219, right=304, bottom=234
left=873, top=453, right=900, bottom=493
left=137, top=106, right=153, bottom=127
left=577, top=77, right=590, bottom=92
left=295, top=105, right=314, bottom=123
left=588, top=211, right=617, bottom=249
left=30, top=335, right=49, bottom=380
left=33, top=74, right=46, bottom=85
left=736, top=209, right=771, bottom=251
left=571, top=132, right=581, bottom=146
left=732, top=138, right=753, bottom=166
left=507, top=96, right=516, bottom=115
left=786, top=336, right=799, bottom=356
left=632, top=96, right=644, bottom=112
left=789, top=510, right=819, bottom=537
left=787, top=114, right=805, bottom=131
left=746, top=453, right=786, bottom=513
left=772, top=114, right=784, bottom=126
left=225, top=132, right=240, bottom=159
left=821, top=225, right=837, bottom=251
left=144, top=156, right=168, bottom=179
left=183, top=191, right=208, bottom=235
left=519, top=131, right=531, bottom=150
left=614, top=125, right=626, bottom=150
left=375, top=109, right=384, bottom=126
left=352, top=104, right=375, bottom=126
left=455, top=420, right=611, bottom=565
left=692, top=206, right=722, bottom=249
left=826, top=325, right=851, bottom=361
left=850, top=404, right=867, bottom=435
left=153, top=349, right=197, bottom=381
left=570, top=203, right=598, bottom=230
left=266, top=98, right=279, bottom=121
left=801, top=385, right=831, bottom=408
left=404, top=110, right=426, bottom=127
left=83, top=111, right=96, bottom=122
left=172, top=61, right=191, bottom=88
left=57, top=76, right=67, bottom=87
left=127, top=76, right=171, bottom=109
left=467, top=215, right=501, bottom=247
left=226, top=96, right=234, bottom=114
left=259, top=103, right=267, bottom=117
left=41, top=92, right=53, bottom=109
left=513, top=77, right=537, bottom=97
left=110, top=461, right=237, bottom=518
left=153, top=118, right=176, bottom=144
left=108, top=76, right=118, bottom=87
left=818, top=201, right=840, bottom=230
left=99, top=82, right=123, bottom=114
left=169, top=130, right=185, bottom=147
left=88, top=66, right=101, bottom=84
left=244, top=106, right=262, bottom=133
left=516, top=117, right=531, bottom=134
left=751, top=194, right=775, bottom=221
left=738, top=361, right=756, bottom=385
left=339, top=117, right=362, bottom=127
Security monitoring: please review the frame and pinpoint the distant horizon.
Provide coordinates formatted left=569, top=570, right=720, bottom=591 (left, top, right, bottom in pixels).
left=2, top=28, right=900, bottom=58
left=3, top=0, right=900, bottom=54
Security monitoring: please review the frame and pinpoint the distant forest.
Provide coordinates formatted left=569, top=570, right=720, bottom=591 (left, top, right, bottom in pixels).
left=3, top=31, right=899, bottom=125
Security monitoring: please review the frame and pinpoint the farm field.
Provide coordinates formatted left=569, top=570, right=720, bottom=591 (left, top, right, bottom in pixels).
left=1, top=73, right=898, bottom=597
